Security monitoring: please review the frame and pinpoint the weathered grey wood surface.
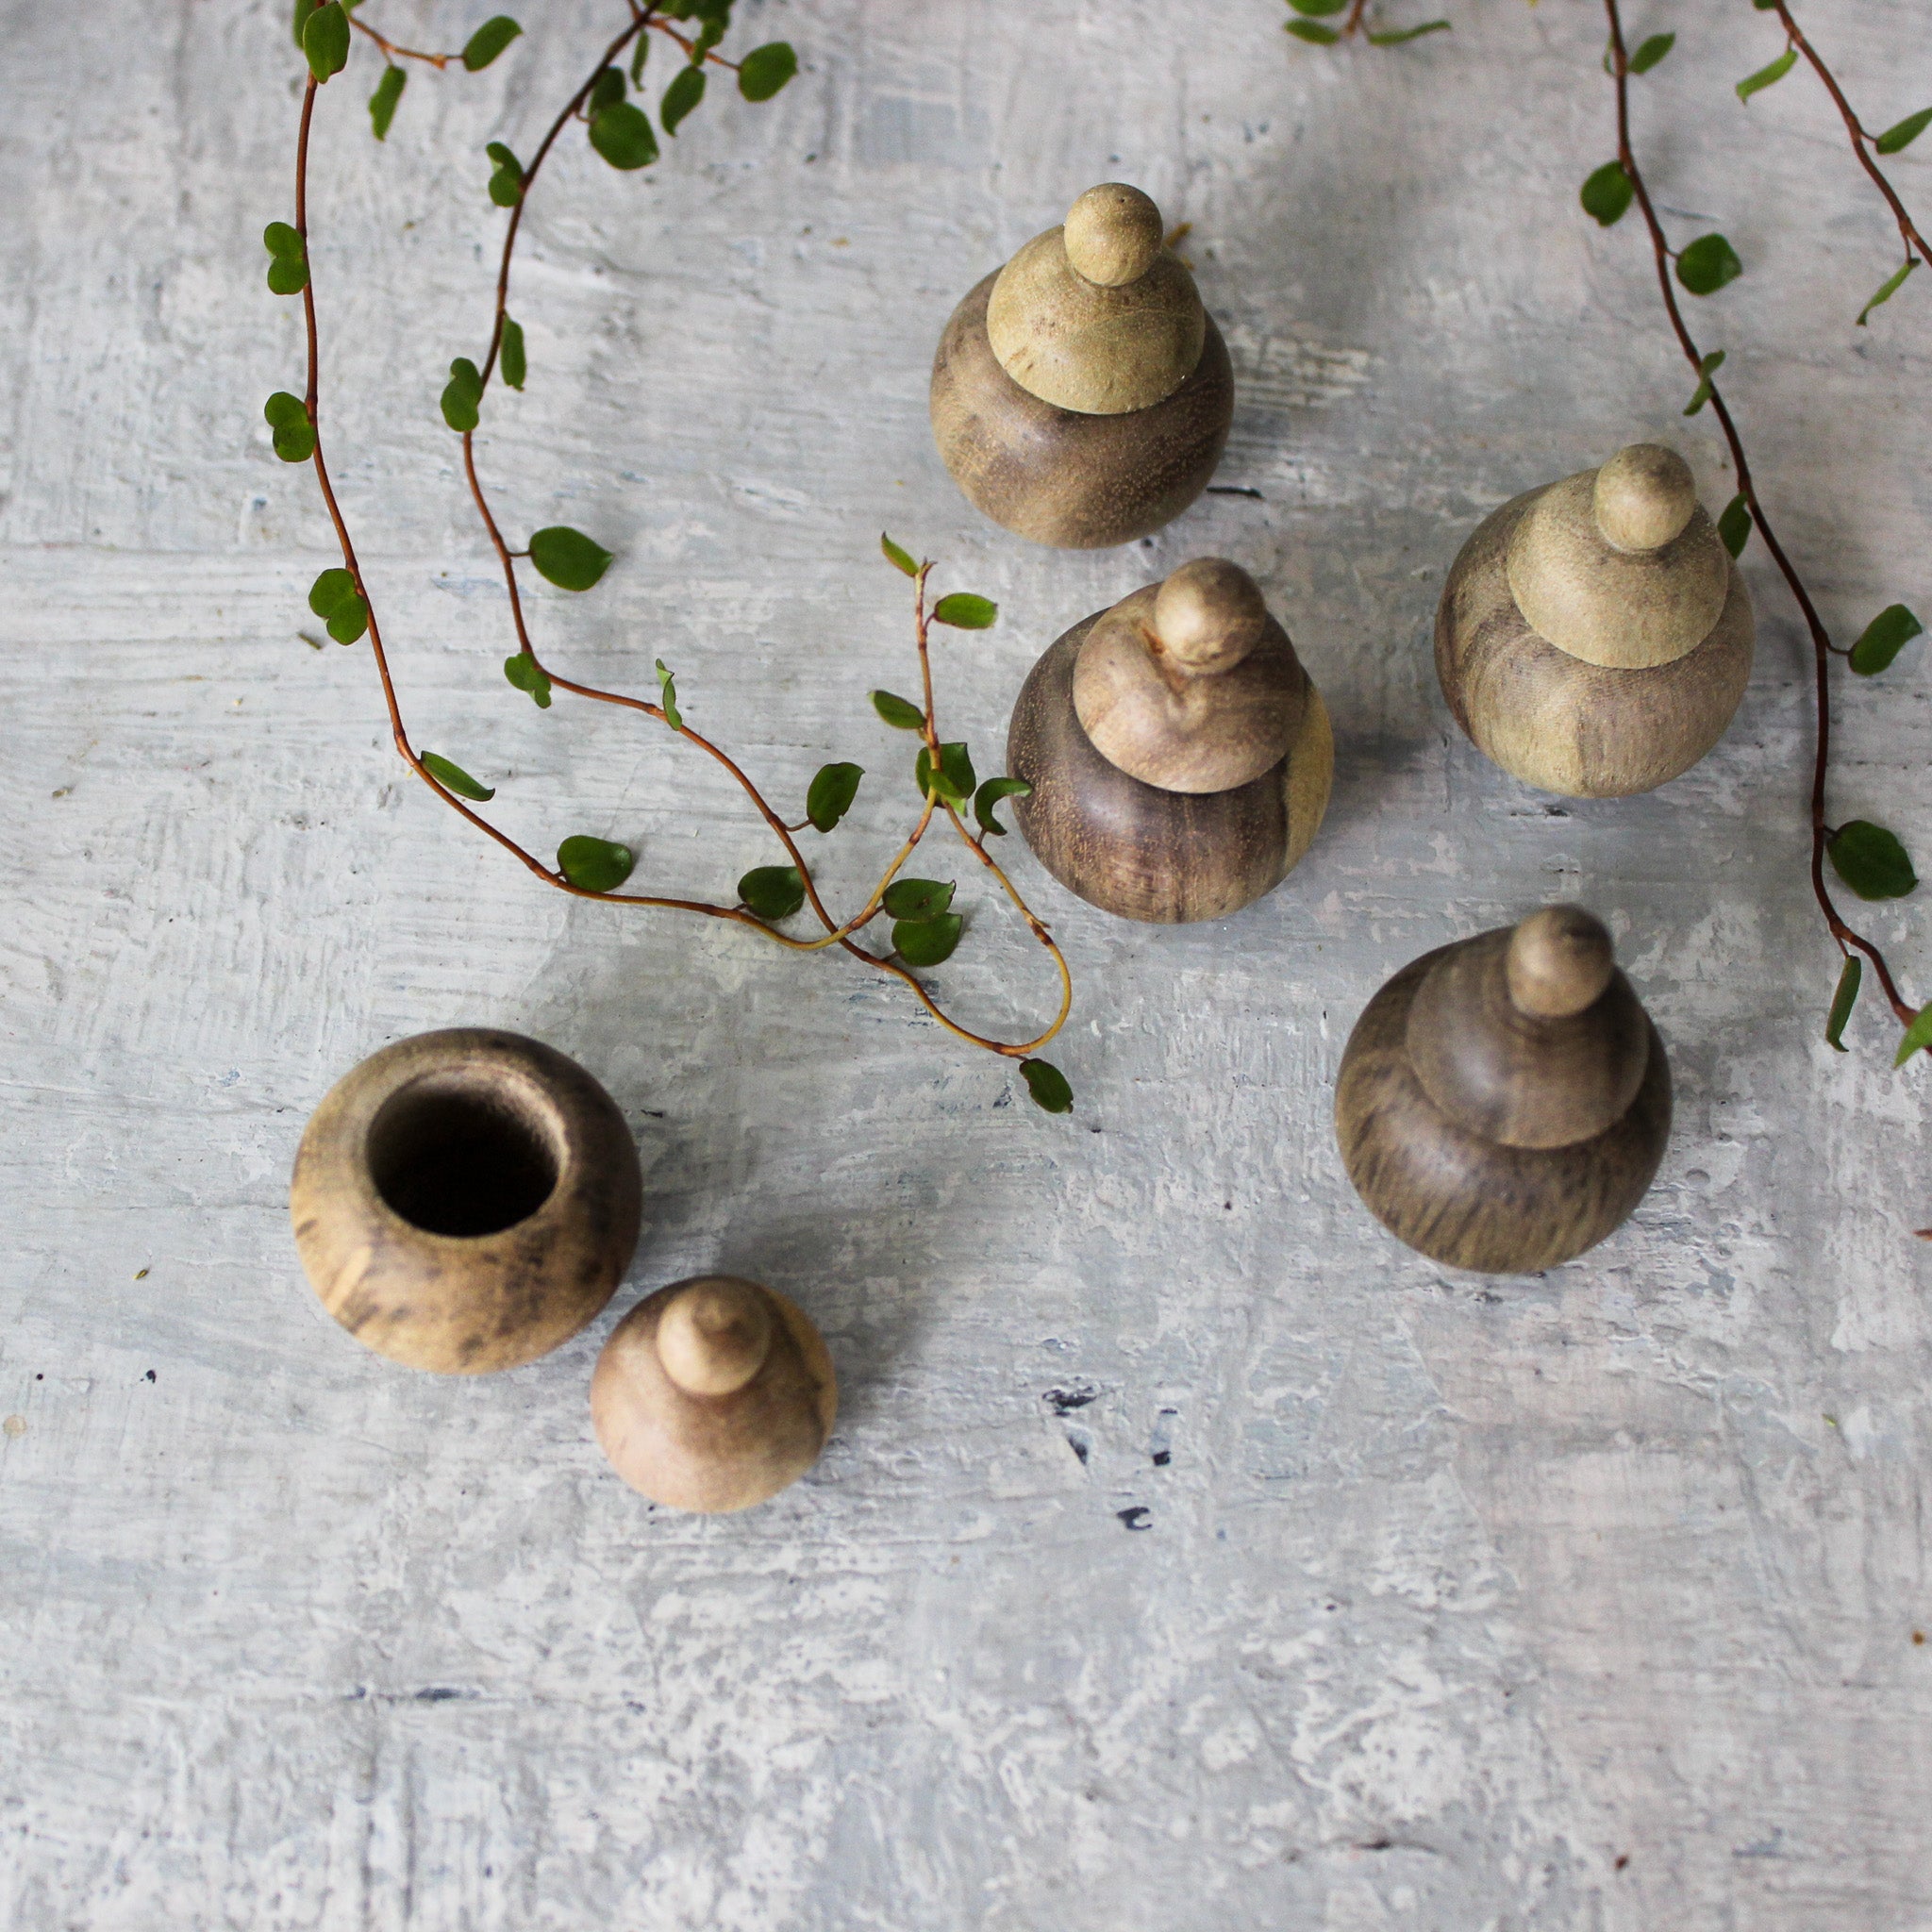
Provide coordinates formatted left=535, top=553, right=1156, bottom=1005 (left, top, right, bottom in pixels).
left=3, top=2, right=1929, bottom=1925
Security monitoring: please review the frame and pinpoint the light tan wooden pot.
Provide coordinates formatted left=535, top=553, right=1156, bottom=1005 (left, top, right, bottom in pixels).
left=291, top=1028, right=642, bottom=1374
left=591, top=1276, right=837, bottom=1513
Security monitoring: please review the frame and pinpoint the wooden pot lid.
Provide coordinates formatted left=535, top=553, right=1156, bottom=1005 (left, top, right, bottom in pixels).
left=1403, top=907, right=1650, bottom=1150
left=986, top=184, right=1208, bottom=416
left=1505, top=443, right=1730, bottom=669
left=1072, top=559, right=1307, bottom=795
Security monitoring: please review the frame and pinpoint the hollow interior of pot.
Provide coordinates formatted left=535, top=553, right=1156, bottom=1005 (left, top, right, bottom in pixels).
left=366, top=1072, right=562, bottom=1239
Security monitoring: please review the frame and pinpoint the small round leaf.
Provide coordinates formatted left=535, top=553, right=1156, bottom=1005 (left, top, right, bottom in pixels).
left=1021, top=1059, right=1074, bottom=1114
left=558, top=835, right=636, bottom=893
left=806, top=761, right=863, bottom=833
left=1828, top=820, right=1918, bottom=901
left=872, top=690, right=925, bottom=731
left=503, top=652, right=552, bottom=708
left=882, top=878, right=956, bottom=923
left=303, top=2, right=350, bottom=82
left=528, top=526, right=613, bottom=591
left=932, top=592, right=997, bottom=630
left=1580, top=160, right=1634, bottom=227
left=462, top=16, right=524, bottom=73
left=738, top=42, right=798, bottom=103
left=661, top=64, right=706, bottom=135
left=1676, top=234, right=1743, bottom=297
left=590, top=101, right=659, bottom=170
left=308, top=568, right=357, bottom=618
left=739, top=865, right=806, bottom=921
left=893, top=912, right=962, bottom=967
left=370, top=64, right=407, bottom=140
left=1849, top=605, right=1924, bottom=677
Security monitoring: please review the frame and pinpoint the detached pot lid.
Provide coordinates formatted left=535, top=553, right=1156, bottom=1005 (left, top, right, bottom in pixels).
left=1505, top=442, right=1731, bottom=669
left=987, top=183, right=1208, bottom=416
left=1073, top=558, right=1307, bottom=794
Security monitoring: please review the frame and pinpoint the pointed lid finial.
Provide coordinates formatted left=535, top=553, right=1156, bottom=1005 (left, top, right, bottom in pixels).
left=655, top=1276, right=774, bottom=1396
left=986, top=184, right=1207, bottom=416
left=1505, top=442, right=1731, bottom=669
left=1072, top=558, right=1307, bottom=794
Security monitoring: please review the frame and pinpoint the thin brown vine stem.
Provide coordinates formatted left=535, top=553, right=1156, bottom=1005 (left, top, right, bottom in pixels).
left=1767, top=2, right=1927, bottom=270
left=348, top=17, right=457, bottom=69
left=1604, top=0, right=1917, bottom=1029
left=1342, top=0, right=1370, bottom=37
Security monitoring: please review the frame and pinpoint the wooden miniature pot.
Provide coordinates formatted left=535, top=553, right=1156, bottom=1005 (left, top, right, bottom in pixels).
left=591, top=1276, right=837, bottom=1513
left=1008, top=562, right=1333, bottom=924
left=291, top=1028, right=642, bottom=1374
left=1436, top=445, right=1754, bottom=797
left=930, top=185, right=1233, bottom=549
left=1334, top=908, right=1672, bottom=1274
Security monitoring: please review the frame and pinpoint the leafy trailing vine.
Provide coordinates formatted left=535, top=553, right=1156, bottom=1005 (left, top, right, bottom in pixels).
left=266, top=3, right=1074, bottom=1114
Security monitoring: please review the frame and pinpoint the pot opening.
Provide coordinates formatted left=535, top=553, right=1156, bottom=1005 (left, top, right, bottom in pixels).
left=367, top=1077, right=560, bottom=1238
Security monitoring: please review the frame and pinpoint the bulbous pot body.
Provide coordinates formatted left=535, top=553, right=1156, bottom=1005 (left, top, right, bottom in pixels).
left=1335, top=944, right=1672, bottom=1274
left=1007, top=609, right=1333, bottom=924
left=931, top=272, right=1234, bottom=550
left=291, top=1028, right=642, bottom=1374
left=1436, top=488, right=1754, bottom=797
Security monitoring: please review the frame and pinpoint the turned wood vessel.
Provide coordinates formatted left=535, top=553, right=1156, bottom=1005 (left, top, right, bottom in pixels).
left=1008, top=558, right=1332, bottom=923
left=591, top=1275, right=837, bottom=1513
left=1335, top=906, right=1672, bottom=1274
left=291, top=1028, right=642, bottom=1373
left=930, top=183, right=1234, bottom=548
left=1436, top=442, right=1755, bottom=796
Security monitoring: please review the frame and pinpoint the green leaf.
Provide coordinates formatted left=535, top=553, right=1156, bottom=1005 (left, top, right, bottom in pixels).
left=915, top=741, right=976, bottom=805
left=441, top=358, right=483, bottom=433
left=1876, top=107, right=1932, bottom=156
left=588, top=65, right=626, bottom=115
left=893, top=911, right=962, bottom=967
left=500, top=316, right=526, bottom=391
left=655, top=658, right=683, bottom=732
left=292, top=0, right=320, bottom=50
left=1828, top=820, right=1918, bottom=901
left=461, top=16, right=523, bottom=72
left=1285, top=20, right=1341, bottom=43
left=265, top=391, right=316, bottom=461
left=1367, top=20, right=1449, bottom=42
left=263, top=222, right=304, bottom=260
left=806, top=761, right=863, bottom=833
left=1895, top=1003, right=1932, bottom=1068
left=303, top=2, right=350, bottom=82
left=503, top=651, right=552, bottom=708
left=880, top=532, right=919, bottom=578
left=738, top=42, right=798, bottom=102
left=882, top=877, right=956, bottom=922
left=1825, top=955, right=1862, bottom=1053
left=1683, top=349, right=1725, bottom=417
left=308, top=567, right=357, bottom=618
left=932, top=591, right=998, bottom=630
left=1022, top=1058, right=1074, bottom=1114
left=629, top=30, right=650, bottom=86
left=1676, top=234, right=1744, bottom=297
left=370, top=62, right=406, bottom=139
left=558, top=835, right=635, bottom=892
left=1286, top=0, right=1349, bottom=12
left=1718, top=493, right=1752, bottom=558
left=266, top=256, right=309, bottom=296
left=422, top=751, right=494, bottom=802
left=1737, top=46, right=1797, bottom=102
left=528, top=525, right=612, bottom=591
left=325, top=593, right=369, bottom=644
left=487, top=152, right=524, bottom=207
left=661, top=63, right=706, bottom=134
left=264, top=391, right=308, bottom=428
left=871, top=689, right=925, bottom=731
left=1857, top=256, right=1919, bottom=326
left=590, top=101, right=659, bottom=170
left=1630, top=31, right=1674, bottom=74
left=1580, top=159, right=1635, bottom=227
left=974, top=775, right=1031, bottom=838
left=739, top=864, right=805, bottom=921
left=1849, top=604, right=1924, bottom=677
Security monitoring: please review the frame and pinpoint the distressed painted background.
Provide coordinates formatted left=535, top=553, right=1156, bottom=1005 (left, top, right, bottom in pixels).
left=4, top=1, right=1930, bottom=1926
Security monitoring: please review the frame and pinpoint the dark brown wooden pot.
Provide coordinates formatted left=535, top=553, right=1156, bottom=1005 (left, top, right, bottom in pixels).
left=931, top=272, right=1234, bottom=550
left=291, top=1028, right=642, bottom=1374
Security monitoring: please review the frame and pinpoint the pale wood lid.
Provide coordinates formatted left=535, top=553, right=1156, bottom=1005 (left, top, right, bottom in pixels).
left=1073, top=558, right=1307, bottom=794
left=1404, top=907, right=1651, bottom=1150
left=1505, top=444, right=1730, bottom=669
left=987, top=185, right=1208, bottom=415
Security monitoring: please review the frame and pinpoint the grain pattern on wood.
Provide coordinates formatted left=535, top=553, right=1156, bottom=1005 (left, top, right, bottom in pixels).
left=1436, top=487, right=1754, bottom=797
left=290, top=1029, right=642, bottom=1374
left=590, top=1276, right=837, bottom=1514
left=930, top=272, right=1233, bottom=549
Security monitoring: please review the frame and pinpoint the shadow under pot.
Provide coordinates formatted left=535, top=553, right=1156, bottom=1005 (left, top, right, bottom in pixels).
left=1436, top=442, right=1754, bottom=797
left=291, top=1028, right=642, bottom=1374
left=1008, top=558, right=1333, bottom=923
left=1335, top=906, right=1671, bottom=1274
left=931, top=183, right=1234, bottom=548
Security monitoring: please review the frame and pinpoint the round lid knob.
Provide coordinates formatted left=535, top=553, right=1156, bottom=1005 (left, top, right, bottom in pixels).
left=1504, top=443, right=1731, bottom=669
left=1072, top=560, right=1308, bottom=794
left=655, top=1276, right=773, bottom=1396
left=1404, top=907, right=1650, bottom=1151
left=986, top=183, right=1208, bottom=415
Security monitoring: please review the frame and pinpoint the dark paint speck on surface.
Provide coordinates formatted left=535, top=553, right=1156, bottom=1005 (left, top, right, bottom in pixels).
left=1117, top=1506, right=1152, bottom=1531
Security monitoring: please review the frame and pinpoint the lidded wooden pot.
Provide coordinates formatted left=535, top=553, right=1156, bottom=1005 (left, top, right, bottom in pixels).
left=930, top=183, right=1234, bottom=548
left=591, top=1276, right=837, bottom=1513
left=291, top=1029, right=642, bottom=1373
left=1436, top=443, right=1755, bottom=796
left=1335, top=907, right=1671, bottom=1274
left=1007, top=558, right=1332, bottom=923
